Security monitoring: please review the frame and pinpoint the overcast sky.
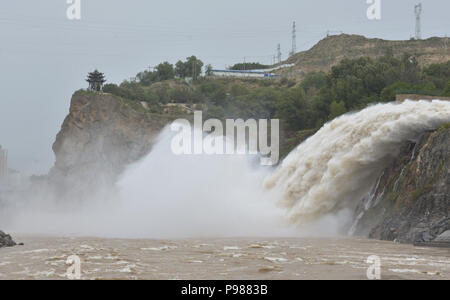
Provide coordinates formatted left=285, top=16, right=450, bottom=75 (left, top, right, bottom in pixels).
left=0, top=0, right=449, bottom=174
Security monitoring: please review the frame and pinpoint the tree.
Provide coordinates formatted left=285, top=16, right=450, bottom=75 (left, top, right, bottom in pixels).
left=86, top=70, right=106, bottom=92
left=443, top=80, right=450, bottom=97
left=205, top=64, right=213, bottom=76
left=229, top=62, right=269, bottom=70
left=275, top=87, right=311, bottom=132
left=156, top=62, right=175, bottom=81
left=211, top=86, right=227, bottom=106
left=328, top=101, right=347, bottom=120
left=103, top=83, right=121, bottom=95
left=175, top=56, right=204, bottom=80
left=186, top=56, right=203, bottom=80
left=380, top=82, right=413, bottom=102
left=300, top=72, right=327, bottom=95
left=423, top=61, right=450, bottom=90
left=175, top=60, right=187, bottom=78
left=399, top=53, right=420, bottom=84
left=136, top=70, right=158, bottom=85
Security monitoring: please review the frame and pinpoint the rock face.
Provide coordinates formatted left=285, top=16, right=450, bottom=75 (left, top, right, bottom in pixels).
left=352, top=125, right=450, bottom=244
left=49, top=90, right=171, bottom=198
left=415, top=230, right=450, bottom=248
left=0, top=230, right=16, bottom=248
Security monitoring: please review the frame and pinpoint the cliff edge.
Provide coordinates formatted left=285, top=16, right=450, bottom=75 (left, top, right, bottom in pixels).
left=49, top=91, right=171, bottom=197
left=352, top=124, right=450, bottom=244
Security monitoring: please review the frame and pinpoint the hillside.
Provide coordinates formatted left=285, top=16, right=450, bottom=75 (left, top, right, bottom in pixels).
left=280, top=34, right=450, bottom=77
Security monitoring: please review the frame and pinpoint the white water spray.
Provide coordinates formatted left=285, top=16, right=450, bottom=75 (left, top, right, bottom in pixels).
left=3, top=127, right=293, bottom=238
left=112, top=127, right=292, bottom=238
left=265, top=100, right=450, bottom=225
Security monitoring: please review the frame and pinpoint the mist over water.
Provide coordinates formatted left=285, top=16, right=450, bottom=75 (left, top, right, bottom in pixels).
left=2, top=100, right=450, bottom=238
left=3, top=127, right=295, bottom=238
left=113, top=128, right=293, bottom=238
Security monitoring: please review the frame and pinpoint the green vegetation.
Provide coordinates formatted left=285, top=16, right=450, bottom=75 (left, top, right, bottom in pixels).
left=175, top=56, right=203, bottom=80
left=438, top=122, right=450, bottom=132
left=100, top=54, right=450, bottom=156
left=229, top=62, right=270, bottom=70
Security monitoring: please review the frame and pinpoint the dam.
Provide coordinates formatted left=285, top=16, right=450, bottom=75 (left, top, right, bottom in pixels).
left=396, top=94, right=450, bottom=102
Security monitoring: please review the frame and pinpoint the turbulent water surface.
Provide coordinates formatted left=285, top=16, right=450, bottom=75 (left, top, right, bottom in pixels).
left=0, top=236, right=449, bottom=280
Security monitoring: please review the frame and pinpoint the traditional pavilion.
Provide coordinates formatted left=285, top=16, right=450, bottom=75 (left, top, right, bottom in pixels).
left=86, top=70, right=106, bottom=92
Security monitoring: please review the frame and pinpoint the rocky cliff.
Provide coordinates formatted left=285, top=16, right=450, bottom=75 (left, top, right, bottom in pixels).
left=352, top=124, right=450, bottom=244
left=49, top=91, right=172, bottom=197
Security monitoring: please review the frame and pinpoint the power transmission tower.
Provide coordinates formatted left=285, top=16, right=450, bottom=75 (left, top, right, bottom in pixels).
left=444, top=35, right=449, bottom=59
left=290, top=21, right=297, bottom=57
left=414, top=3, right=422, bottom=40
left=277, top=44, right=282, bottom=64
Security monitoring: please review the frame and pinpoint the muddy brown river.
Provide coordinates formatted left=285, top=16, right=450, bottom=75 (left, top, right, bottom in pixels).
left=0, top=236, right=449, bottom=280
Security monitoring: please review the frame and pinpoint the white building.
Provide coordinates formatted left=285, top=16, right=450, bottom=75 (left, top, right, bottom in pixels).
left=211, top=69, right=279, bottom=79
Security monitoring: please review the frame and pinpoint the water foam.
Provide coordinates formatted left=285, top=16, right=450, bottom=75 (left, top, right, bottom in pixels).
left=265, top=100, right=450, bottom=224
left=3, top=127, right=293, bottom=238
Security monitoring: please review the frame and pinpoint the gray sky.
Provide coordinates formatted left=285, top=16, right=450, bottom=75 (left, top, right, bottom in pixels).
left=0, top=0, right=449, bottom=174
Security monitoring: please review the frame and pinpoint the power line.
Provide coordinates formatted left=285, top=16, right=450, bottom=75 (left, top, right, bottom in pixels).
left=444, top=35, right=449, bottom=59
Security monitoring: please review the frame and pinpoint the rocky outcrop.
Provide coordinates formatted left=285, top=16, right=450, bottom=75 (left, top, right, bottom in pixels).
left=415, top=230, right=450, bottom=248
left=49, top=90, right=172, bottom=198
left=0, top=230, right=16, bottom=248
left=352, top=124, right=450, bottom=244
